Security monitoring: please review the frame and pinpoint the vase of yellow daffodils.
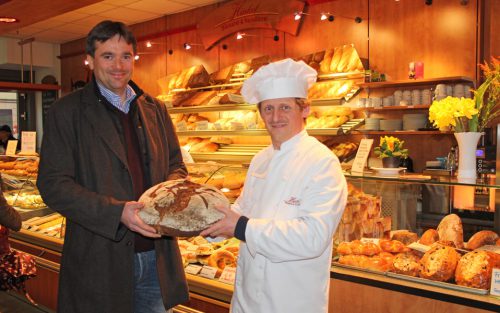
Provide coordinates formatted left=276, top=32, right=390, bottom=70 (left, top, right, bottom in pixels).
left=429, top=58, right=499, bottom=181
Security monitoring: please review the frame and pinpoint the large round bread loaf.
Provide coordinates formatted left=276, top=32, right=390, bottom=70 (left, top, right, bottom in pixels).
left=455, top=250, right=500, bottom=289
left=437, top=214, right=464, bottom=249
left=418, top=245, right=460, bottom=282
left=138, top=179, right=228, bottom=236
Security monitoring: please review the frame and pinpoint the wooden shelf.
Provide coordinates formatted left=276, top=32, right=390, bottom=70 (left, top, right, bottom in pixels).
left=0, top=81, right=61, bottom=91
left=169, top=104, right=257, bottom=114
left=357, top=76, right=474, bottom=89
left=353, top=105, right=430, bottom=112
left=352, top=130, right=452, bottom=135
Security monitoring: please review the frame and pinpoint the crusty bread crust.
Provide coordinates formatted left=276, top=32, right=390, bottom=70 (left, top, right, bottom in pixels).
left=437, top=214, right=464, bottom=249
left=466, top=230, right=499, bottom=250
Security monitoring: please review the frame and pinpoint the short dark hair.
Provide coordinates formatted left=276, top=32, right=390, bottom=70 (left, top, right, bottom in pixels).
left=86, top=20, right=137, bottom=57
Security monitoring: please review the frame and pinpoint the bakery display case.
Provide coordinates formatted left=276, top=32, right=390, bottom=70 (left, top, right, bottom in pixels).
left=331, top=171, right=500, bottom=312
left=3, top=157, right=499, bottom=312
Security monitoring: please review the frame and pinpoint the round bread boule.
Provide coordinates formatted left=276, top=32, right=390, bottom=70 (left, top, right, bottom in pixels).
left=138, top=179, right=228, bottom=236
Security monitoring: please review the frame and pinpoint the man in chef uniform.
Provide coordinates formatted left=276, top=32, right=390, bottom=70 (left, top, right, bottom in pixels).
left=201, top=58, right=348, bottom=313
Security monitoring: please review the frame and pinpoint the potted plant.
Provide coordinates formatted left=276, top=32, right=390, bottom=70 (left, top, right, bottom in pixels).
left=373, top=136, right=409, bottom=168
left=428, top=57, right=499, bottom=180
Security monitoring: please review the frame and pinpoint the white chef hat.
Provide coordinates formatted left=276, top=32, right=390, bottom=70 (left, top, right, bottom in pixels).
left=241, top=58, right=317, bottom=104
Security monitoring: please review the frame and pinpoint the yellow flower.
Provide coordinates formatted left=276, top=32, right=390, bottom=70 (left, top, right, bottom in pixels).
left=374, top=136, right=408, bottom=159
left=429, top=96, right=478, bottom=132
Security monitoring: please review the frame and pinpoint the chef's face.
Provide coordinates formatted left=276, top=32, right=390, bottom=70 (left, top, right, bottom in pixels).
left=86, top=34, right=135, bottom=99
left=259, top=98, right=309, bottom=149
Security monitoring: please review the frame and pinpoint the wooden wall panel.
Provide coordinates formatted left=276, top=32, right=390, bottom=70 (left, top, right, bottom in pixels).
left=218, top=29, right=285, bottom=68
left=286, top=0, right=368, bottom=60
left=489, top=0, right=500, bottom=58
left=60, top=0, right=499, bottom=96
left=130, top=17, right=167, bottom=97
left=330, top=278, right=493, bottom=313
left=369, top=0, right=477, bottom=80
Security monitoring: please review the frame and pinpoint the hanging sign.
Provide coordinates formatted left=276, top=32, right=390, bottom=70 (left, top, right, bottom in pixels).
left=197, top=0, right=305, bottom=49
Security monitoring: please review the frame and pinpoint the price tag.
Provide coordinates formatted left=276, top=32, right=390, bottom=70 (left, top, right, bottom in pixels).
left=351, top=138, right=373, bottom=174
left=360, top=238, right=380, bottom=245
left=184, top=264, right=202, bottom=275
left=199, top=266, right=217, bottom=279
left=176, top=121, right=187, bottom=132
left=218, top=266, right=236, bottom=285
left=5, top=140, right=18, bottom=156
left=21, top=131, right=36, bottom=153
left=490, top=268, right=500, bottom=296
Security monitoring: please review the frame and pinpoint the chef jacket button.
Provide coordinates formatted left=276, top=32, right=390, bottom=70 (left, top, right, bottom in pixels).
left=126, top=241, right=132, bottom=246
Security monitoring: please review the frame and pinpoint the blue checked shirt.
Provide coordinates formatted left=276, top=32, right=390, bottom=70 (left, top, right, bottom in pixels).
left=96, top=80, right=136, bottom=113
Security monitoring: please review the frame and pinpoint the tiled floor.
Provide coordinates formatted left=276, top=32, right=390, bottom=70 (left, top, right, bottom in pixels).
left=0, top=291, right=52, bottom=313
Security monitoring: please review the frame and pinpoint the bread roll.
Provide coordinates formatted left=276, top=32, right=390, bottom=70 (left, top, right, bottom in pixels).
left=437, top=214, right=464, bottom=249
left=210, top=136, right=233, bottom=145
left=466, top=230, right=499, bottom=250
left=418, top=245, right=460, bottom=282
left=419, top=229, right=439, bottom=246
left=379, top=239, right=409, bottom=253
left=207, top=249, right=237, bottom=278
left=392, top=251, right=421, bottom=277
left=338, top=254, right=369, bottom=268
left=362, top=253, right=394, bottom=272
left=330, top=46, right=343, bottom=72
left=455, top=250, right=500, bottom=289
left=391, top=230, right=418, bottom=245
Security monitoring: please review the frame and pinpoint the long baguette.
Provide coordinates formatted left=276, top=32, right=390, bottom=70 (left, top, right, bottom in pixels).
left=330, top=46, right=343, bottom=72
left=32, top=217, right=64, bottom=231
left=320, top=49, right=334, bottom=73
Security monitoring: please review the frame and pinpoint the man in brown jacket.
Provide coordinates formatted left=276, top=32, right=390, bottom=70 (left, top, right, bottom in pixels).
left=37, top=20, right=189, bottom=313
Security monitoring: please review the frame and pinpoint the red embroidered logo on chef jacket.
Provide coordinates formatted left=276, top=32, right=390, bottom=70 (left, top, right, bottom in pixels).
left=284, top=197, right=301, bottom=206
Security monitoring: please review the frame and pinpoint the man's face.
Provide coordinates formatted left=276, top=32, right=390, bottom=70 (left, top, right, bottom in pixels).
left=0, top=131, right=7, bottom=141
left=259, top=98, right=309, bottom=149
left=86, top=34, right=135, bottom=98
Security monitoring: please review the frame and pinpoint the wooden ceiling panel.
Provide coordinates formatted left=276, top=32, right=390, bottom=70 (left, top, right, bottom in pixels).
left=0, top=0, right=103, bottom=34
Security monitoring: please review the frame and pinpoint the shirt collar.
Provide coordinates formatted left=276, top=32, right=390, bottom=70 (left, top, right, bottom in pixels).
left=96, top=80, right=136, bottom=113
left=275, top=129, right=308, bottom=153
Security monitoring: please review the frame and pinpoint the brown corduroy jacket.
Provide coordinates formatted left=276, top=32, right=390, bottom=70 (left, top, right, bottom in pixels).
left=37, top=79, right=189, bottom=313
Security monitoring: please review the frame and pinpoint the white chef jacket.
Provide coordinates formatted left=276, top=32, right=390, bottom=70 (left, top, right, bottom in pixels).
left=231, top=130, right=347, bottom=313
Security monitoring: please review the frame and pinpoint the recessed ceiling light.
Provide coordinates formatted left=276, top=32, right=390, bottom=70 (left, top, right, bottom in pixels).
left=0, top=17, right=18, bottom=23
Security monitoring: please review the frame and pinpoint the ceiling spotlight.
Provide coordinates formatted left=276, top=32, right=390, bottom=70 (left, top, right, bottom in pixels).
left=134, top=55, right=139, bottom=60
left=84, top=60, right=89, bottom=66
left=0, top=17, right=18, bottom=23
left=183, top=43, right=191, bottom=50
left=294, top=12, right=301, bottom=21
left=320, top=13, right=334, bottom=22
left=146, top=41, right=152, bottom=48
left=236, top=33, right=244, bottom=40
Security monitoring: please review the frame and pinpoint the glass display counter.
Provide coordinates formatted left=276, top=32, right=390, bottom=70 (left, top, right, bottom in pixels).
left=3, top=160, right=499, bottom=312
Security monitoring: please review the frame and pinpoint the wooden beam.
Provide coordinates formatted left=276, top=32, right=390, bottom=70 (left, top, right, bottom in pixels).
left=0, top=81, right=60, bottom=91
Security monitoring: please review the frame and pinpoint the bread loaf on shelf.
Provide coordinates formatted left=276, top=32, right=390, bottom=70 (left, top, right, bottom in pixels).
left=418, top=245, right=461, bottom=282
left=392, top=251, right=421, bottom=277
left=455, top=250, right=500, bottom=289
left=418, top=229, right=439, bottom=246
left=437, top=214, right=464, bottom=249
left=466, top=230, right=499, bottom=250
